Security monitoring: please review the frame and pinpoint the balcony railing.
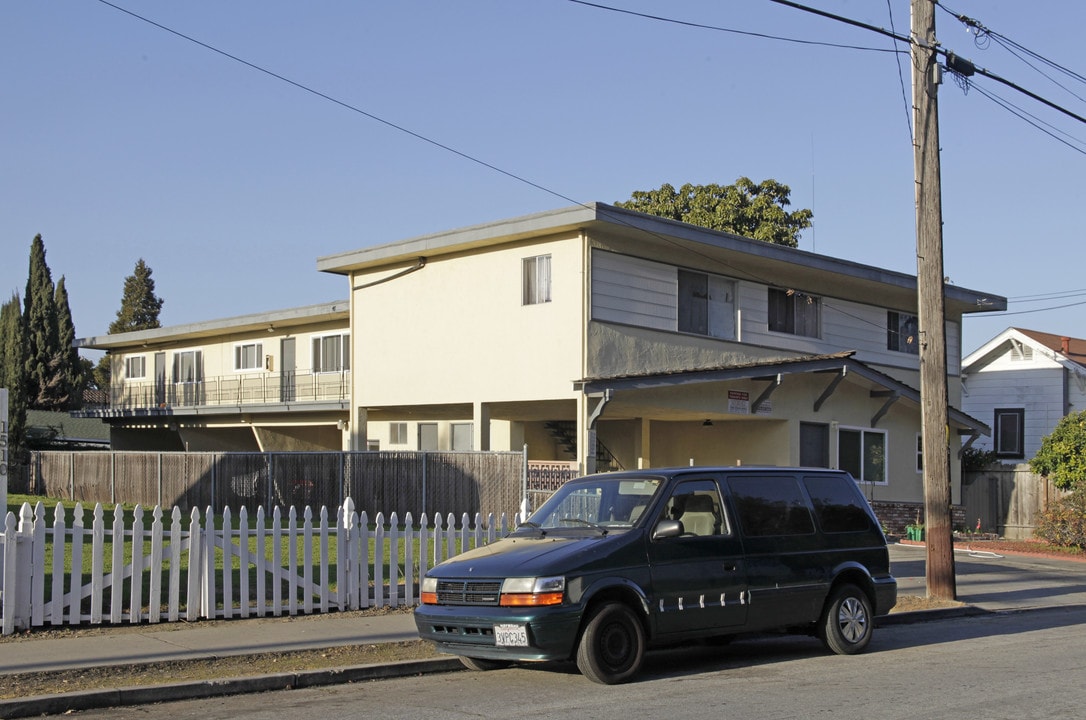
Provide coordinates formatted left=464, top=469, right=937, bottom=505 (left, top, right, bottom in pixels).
left=91, top=369, right=351, bottom=413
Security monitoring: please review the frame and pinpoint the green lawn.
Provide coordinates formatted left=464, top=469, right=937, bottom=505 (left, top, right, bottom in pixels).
left=6, top=494, right=477, bottom=617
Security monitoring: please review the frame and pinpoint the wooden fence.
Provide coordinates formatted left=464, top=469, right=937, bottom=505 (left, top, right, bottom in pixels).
left=961, top=463, right=1066, bottom=540
left=1, top=498, right=519, bottom=636
left=29, top=450, right=528, bottom=519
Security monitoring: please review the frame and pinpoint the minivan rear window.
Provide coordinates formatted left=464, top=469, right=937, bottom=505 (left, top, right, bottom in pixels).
left=803, top=474, right=874, bottom=533
left=726, top=475, right=815, bottom=537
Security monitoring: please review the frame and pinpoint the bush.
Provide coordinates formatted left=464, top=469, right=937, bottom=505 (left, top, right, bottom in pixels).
left=1030, top=410, right=1086, bottom=491
left=961, top=446, right=997, bottom=472
left=1034, top=490, right=1086, bottom=549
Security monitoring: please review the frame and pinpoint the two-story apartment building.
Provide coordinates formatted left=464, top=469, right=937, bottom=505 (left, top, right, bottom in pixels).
left=317, top=203, right=1006, bottom=507
left=75, top=301, right=352, bottom=451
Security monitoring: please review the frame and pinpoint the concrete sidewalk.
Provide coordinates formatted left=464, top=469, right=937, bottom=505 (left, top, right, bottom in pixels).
left=2, top=544, right=1084, bottom=718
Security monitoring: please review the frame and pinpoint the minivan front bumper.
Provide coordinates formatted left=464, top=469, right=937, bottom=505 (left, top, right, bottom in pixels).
left=414, top=602, right=585, bottom=662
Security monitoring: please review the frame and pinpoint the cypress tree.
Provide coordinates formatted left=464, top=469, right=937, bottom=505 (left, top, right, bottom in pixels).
left=23, top=234, right=67, bottom=410
left=0, top=293, right=29, bottom=464
left=55, top=276, right=84, bottom=409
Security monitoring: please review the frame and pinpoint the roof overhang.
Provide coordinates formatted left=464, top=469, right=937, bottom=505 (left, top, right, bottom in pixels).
left=577, top=351, right=989, bottom=441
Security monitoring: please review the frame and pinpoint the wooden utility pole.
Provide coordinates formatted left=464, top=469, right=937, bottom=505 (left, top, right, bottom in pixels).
left=911, top=0, right=956, bottom=600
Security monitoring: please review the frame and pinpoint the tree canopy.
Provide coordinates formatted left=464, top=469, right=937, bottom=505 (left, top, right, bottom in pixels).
left=109, top=258, right=164, bottom=334
left=1030, top=410, right=1086, bottom=492
left=23, top=234, right=75, bottom=410
left=0, top=293, right=29, bottom=463
left=615, top=178, right=813, bottom=248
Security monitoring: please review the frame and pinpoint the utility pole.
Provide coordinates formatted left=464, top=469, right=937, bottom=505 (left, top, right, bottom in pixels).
left=911, top=0, right=956, bottom=600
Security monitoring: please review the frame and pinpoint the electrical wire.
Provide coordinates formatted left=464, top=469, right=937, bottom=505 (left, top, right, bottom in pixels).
left=886, top=0, right=914, bottom=140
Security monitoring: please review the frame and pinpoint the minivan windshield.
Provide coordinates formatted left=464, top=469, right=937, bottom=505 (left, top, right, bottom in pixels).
left=523, top=476, right=663, bottom=532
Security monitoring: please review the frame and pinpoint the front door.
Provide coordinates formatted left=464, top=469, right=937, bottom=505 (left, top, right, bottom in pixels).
left=647, top=477, right=748, bottom=636
left=279, top=337, right=296, bottom=402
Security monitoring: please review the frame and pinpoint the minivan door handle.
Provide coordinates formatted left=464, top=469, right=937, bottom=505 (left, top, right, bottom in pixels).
left=723, top=563, right=738, bottom=572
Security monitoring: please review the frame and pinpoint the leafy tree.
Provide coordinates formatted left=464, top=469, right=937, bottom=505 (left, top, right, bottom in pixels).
left=23, top=234, right=70, bottom=410
left=0, top=293, right=29, bottom=464
left=1030, top=410, right=1086, bottom=492
left=96, top=259, right=165, bottom=389
left=615, top=177, right=813, bottom=248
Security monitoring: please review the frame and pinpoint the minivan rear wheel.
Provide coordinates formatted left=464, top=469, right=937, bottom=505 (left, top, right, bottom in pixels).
left=576, top=602, right=645, bottom=684
left=819, top=583, right=873, bottom=655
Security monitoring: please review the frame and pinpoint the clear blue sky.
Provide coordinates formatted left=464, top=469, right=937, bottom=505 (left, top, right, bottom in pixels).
left=3, top=1, right=1084, bottom=358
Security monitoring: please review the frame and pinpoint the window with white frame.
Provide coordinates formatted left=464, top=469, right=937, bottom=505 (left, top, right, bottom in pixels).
left=522, top=255, right=552, bottom=305
left=173, top=350, right=202, bottom=384
left=888, top=311, right=919, bottom=354
left=678, top=269, right=736, bottom=339
left=390, top=422, right=408, bottom=445
left=994, top=408, right=1025, bottom=459
left=125, top=356, right=146, bottom=380
left=312, top=333, right=350, bottom=373
left=838, top=426, right=887, bottom=484
left=234, top=342, right=263, bottom=371
left=768, top=287, right=820, bottom=338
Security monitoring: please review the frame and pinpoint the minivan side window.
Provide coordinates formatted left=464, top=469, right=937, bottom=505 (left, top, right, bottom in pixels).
left=658, top=480, right=729, bottom=536
left=727, top=475, right=815, bottom=537
left=803, top=474, right=874, bottom=533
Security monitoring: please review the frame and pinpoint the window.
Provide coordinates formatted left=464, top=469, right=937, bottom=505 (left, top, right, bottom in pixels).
left=234, top=342, right=263, bottom=371
left=887, top=311, right=919, bottom=354
left=522, top=255, right=551, bottom=305
left=125, top=356, right=146, bottom=380
left=838, top=427, right=886, bottom=484
left=659, top=480, right=728, bottom=537
left=172, top=350, right=203, bottom=384
left=803, top=474, right=873, bottom=533
left=678, top=270, right=736, bottom=339
left=390, top=422, right=408, bottom=445
left=994, top=408, right=1025, bottom=458
left=727, top=474, right=814, bottom=536
left=313, top=334, right=350, bottom=373
left=768, top=288, right=820, bottom=337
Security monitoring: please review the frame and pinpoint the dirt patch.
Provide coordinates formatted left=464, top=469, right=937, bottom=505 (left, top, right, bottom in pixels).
left=889, top=594, right=964, bottom=613
left=0, top=639, right=439, bottom=700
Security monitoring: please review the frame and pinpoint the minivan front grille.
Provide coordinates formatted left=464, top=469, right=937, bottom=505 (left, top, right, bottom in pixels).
left=436, top=579, right=503, bottom=606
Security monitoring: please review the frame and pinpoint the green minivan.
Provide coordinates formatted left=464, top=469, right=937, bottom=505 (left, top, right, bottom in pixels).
left=414, top=466, right=897, bottom=684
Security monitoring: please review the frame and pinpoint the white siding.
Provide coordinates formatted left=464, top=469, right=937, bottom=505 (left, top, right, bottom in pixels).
left=591, top=250, right=676, bottom=331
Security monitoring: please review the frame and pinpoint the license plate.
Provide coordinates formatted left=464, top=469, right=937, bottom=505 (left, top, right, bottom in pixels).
left=494, top=623, right=529, bottom=647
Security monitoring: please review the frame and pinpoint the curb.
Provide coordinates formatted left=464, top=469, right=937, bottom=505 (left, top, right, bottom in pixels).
left=0, top=657, right=465, bottom=719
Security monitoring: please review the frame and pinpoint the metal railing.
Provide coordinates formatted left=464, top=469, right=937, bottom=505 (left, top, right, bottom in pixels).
left=94, top=369, right=350, bottom=412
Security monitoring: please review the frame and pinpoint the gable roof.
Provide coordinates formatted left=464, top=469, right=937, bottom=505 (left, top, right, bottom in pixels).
left=963, top=327, right=1086, bottom=377
left=1015, top=328, right=1086, bottom=368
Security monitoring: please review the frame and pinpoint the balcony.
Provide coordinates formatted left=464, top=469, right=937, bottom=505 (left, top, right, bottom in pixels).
left=73, top=369, right=351, bottom=418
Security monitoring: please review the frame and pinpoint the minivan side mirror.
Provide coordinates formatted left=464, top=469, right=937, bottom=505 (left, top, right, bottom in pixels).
left=652, top=519, right=684, bottom=540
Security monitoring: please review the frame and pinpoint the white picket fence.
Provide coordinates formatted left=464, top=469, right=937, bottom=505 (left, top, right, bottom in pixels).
left=0, top=497, right=518, bottom=636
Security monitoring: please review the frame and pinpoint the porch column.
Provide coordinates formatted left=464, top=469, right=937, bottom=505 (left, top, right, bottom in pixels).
left=354, top=407, right=368, bottom=452
left=635, top=418, right=651, bottom=469
left=473, top=402, right=491, bottom=451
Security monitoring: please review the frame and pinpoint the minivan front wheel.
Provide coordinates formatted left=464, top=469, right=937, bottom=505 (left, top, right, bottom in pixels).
left=819, top=583, right=873, bottom=655
left=576, top=602, right=645, bottom=684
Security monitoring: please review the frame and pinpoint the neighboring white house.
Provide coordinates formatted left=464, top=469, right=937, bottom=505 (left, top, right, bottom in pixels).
left=317, top=202, right=1007, bottom=509
left=961, top=328, right=1086, bottom=461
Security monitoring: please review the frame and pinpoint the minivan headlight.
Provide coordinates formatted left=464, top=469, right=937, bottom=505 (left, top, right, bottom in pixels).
left=500, top=576, right=565, bottom=607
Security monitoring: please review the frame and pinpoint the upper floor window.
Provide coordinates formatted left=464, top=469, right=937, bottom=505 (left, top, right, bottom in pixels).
left=994, top=408, right=1025, bottom=458
left=125, top=356, right=146, bottom=380
left=887, top=311, right=919, bottom=354
left=768, top=288, right=820, bottom=338
left=313, top=333, right=350, bottom=373
left=173, top=350, right=202, bottom=384
left=235, top=342, right=263, bottom=371
left=678, top=269, right=736, bottom=340
left=523, top=255, right=552, bottom=305
left=838, top=426, right=886, bottom=484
